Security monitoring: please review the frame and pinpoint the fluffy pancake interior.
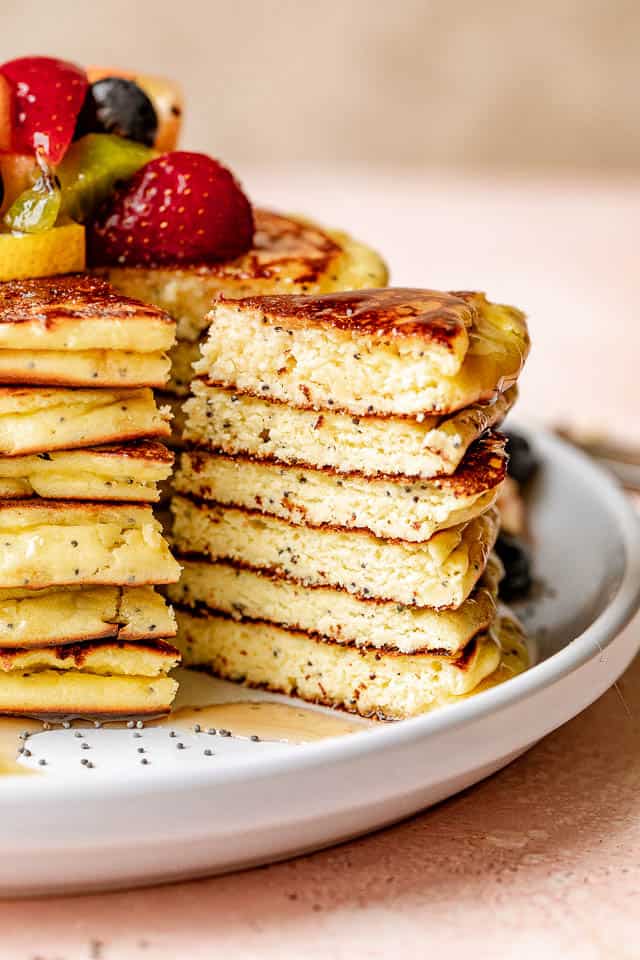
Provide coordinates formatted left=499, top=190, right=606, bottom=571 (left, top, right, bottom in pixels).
left=194, top=290, right=528, bottom=416
left=184, top=380, right=516, bottom=478
left=0, top=500, right=181, bottom=588
left=0, top=441, right=173, bottom=501
left=0, top=387, right=170, bottom=456
left=167, top=554, right=502, bottom=655
left=0, top=585, right=176, bottom=647
left=174, top=433, right=505, bottom=543
left=170, top=497, right=499, bottom=609
left=173, top=607, right=513, bottom=720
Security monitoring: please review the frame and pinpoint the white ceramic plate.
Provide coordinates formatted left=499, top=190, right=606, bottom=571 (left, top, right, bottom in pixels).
left=1, top=427, right=639, bottom=896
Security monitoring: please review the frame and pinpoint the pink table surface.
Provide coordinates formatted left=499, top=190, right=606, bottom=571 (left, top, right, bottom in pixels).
left=1, top=171, right=639, bottom=959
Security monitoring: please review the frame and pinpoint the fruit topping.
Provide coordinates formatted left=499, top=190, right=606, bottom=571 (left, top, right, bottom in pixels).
left=87, top=68, right=183, bottom=151
left=0, top=56, right=88, bottom=165
left=0, top=155, right=39, bottom=217
left=0, top=222, right=85, bottom=281
left=88, top=151, right=254, bottom=267
left=0, top=75, right=11, bottom=152
left=504, top=430, right=539, bottom=485
left=495, top=532, right=533, bottom=601
left=75, top=77, right=158, bottom=147
left=58, top=133, right=154, bottom=222
left=3, top=166, right=61, bottom=233
left=135, top=74, right=183, bottom=152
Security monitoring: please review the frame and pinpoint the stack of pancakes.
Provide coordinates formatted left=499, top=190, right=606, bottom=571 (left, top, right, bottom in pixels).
left=98, top=210, right=390, bottom=442
left=0, top=275, right=181, bottom=719
left=168, top=288, right=531, bottom=719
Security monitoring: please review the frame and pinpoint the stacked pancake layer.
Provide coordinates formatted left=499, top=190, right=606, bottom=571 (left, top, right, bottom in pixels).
left=98, top=210, right=390, bottom=443
left=169, top=288, right=531, bottom=719
left=0, top=274, right=181, bottom=718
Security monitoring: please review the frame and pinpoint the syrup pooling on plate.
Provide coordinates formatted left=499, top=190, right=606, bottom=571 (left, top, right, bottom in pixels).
left=0, top=694, right=367, bottom=774
left=161, top=701, right=367, bottom=743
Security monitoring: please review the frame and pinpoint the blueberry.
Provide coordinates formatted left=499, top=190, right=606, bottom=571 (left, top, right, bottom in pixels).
left=495, top=533, right=532, bottom=600
left=75, top=78, right=158, bottom=147
left=504, top=430, right=539, bottom=485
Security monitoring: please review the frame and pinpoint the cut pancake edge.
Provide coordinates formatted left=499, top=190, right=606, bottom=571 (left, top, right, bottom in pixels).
left=168, top=553, right=503, bottom=655
left=171, top=489, right=500, bottom=548
left=173, top=608, right=525, bottom=720
left=178, top=429, right=508, bottom=491
left=192, top=377, right=518, bottom=425
left=169, top=498, right=499, bottom=608
left=194, top=290, right=529, bottom=417
left=171, top=549, right=504, bottom=608
left=171, top=599, right=492, bottom=660
left=183, top=381, right=517, bottom=480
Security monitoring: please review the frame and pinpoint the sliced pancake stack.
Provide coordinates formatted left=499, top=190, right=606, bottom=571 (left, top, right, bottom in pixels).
left=0, top=274, right=181, bottom=718
left=168, top=287, right=531, bottom=719
left=98, top=210, right=390, bottom=443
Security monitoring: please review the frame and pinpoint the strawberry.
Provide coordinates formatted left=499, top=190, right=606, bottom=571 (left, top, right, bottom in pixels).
left=0, top=56, right=88, bottom=165
left=87, top=151, right=254, bottom=266
left=0, top=75, right=11, bottom=152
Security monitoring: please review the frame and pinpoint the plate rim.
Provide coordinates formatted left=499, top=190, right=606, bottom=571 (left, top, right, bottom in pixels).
left=2, top=426, right=639, bottom=800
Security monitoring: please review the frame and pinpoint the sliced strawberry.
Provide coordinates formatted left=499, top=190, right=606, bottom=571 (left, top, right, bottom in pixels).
left=0, top=56, right=88, bottom=165
left=0, top=75, right=11, bottom=152
left=88, top=151, right=254, bottom=266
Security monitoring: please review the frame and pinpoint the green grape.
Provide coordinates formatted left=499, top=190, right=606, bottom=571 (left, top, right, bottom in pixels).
left=3, top=171, right=61, bottom=234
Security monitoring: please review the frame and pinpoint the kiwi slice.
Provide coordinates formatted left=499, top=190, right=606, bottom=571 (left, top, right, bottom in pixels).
left=58, top=133, right=154, bottom=223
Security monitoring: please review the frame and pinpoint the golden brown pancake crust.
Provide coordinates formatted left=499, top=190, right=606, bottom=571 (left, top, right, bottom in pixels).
left=227, top=287, right=477, bottom=344
left=0, top=498, right=154, bottom=516
left=0, top=637, right=179, bottom=669
left=0, top=274, right=173, bottom=327
left=73, top=439, right=174, bottom=464
left=109, top=210, right=345, bottom=285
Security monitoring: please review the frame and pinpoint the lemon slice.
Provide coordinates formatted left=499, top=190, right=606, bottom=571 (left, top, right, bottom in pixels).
left=0, top=223, right=85, bottom=281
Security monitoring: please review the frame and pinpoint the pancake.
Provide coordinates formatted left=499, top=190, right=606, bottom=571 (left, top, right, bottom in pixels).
left=0, top=275, right=175, bottom=387
left=167, top=554, right=502, bottom=656
left=156, top=391, right=187, bottom=448
left=194, top=288, right=529, bottom=416
left=172, top=608, right=526, bottom=720
left=170, top=340, right=201, bottom=396
left=98, top=210, right=390, bottom=344
left=170, top=498, right=499, bottom=609
left=0, top=387, right=171, bottom=456
left=0, top=639, right=179, bottom=717
left=0, top=671, right=178, bottom=717
left=0, top=585, right=176, bottom=648
left=0, top=440, right=173, bottom=501
left=0, top=637, right=179, bottom=676
left=0, top=500, right=181, bottom=589
left=0, top=346, right=170, bottom=388
left=0, top=275, right=175, bottom=351
left=184, top=380, right=516, bottom=479
left=174, top=433, right=506, bottom=542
